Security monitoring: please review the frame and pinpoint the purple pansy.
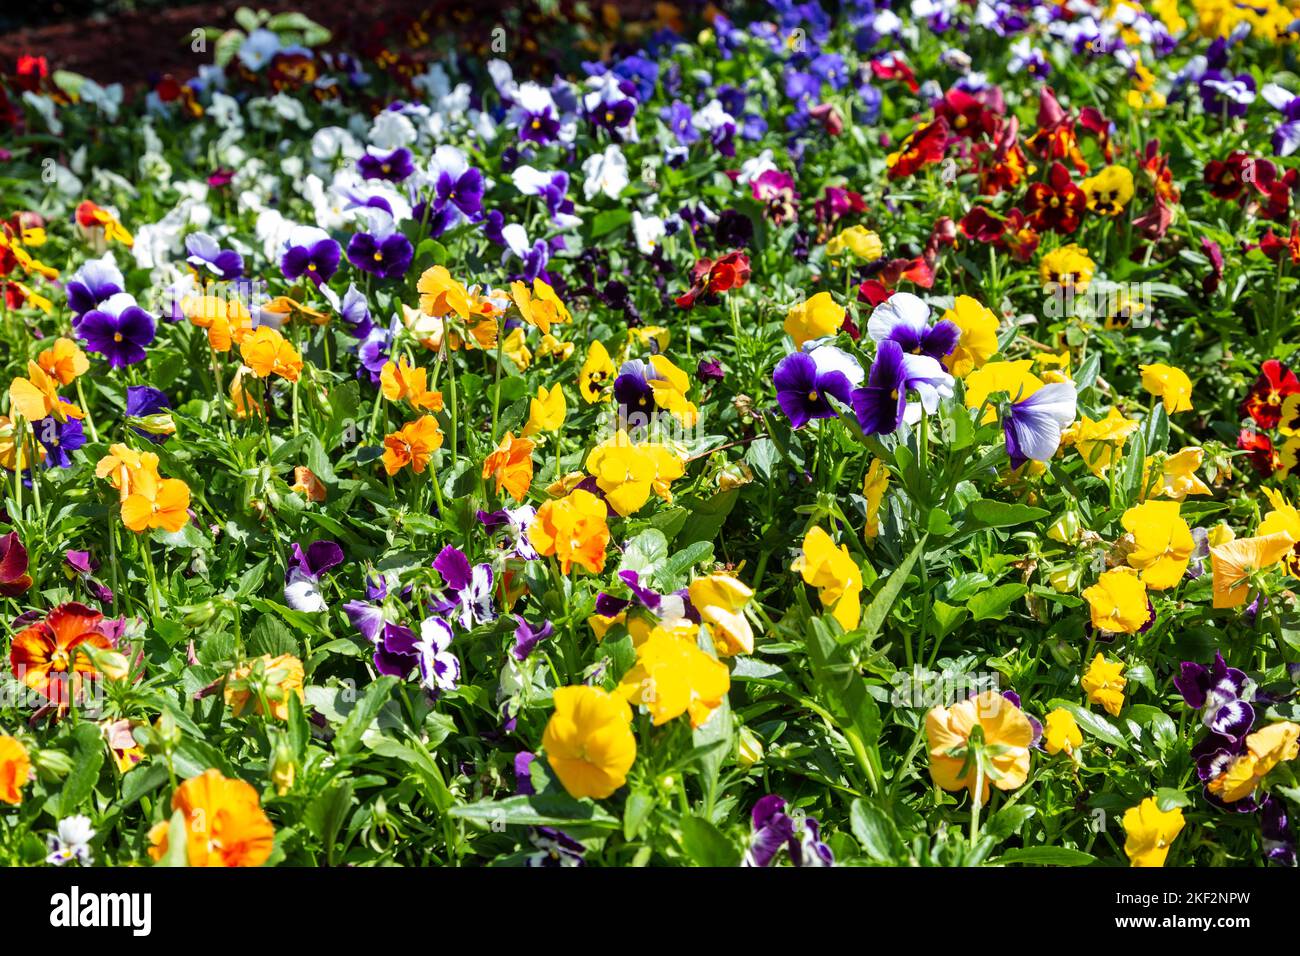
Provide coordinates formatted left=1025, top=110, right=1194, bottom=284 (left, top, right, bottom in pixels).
left=477, top=505, right=540, bottom=560
left=743, top=794, right=834, bottom=867
left=526, top=827, right=586, bottom=867
left=184, top=232, right=244, bottom=281
left=511, top=616, right=554, bottom=662
left=65, top=256, right=124, bottom=317
left=280, top=226, right=342, bottom=286
left=1003, top=382, right=1077, bottom=468
left=866, top=292, right=961, bottom=361
left=415, top=616, right=460, bottom=693
left=1175, top=651, right=1255, bottom=742
left=1262, top=83, right=1300, bottom=157
left=850, top=340, right=953, bottom=436
left=34, top=417, right=84, bottom=469
left=343, top=599, right=420, bottom=677
left=432, top=545, right=496, bottom=630
left=1198, top=70, right=1256, bottom=119
left=78, top=293, right=156, bottom=369
left=357, top=146, right=415, bottom=182
left=773, top=344, right=864, bottom=429
left=283, top=540, right=344, bottom=613
left=346, top=230, right=413, bottom=281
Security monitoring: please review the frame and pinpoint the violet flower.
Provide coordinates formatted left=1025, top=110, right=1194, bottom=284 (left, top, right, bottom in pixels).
left=416, top=616, right=460, bottom=693
left=477, top=505, right=540, bottom=560
left=283, top=540, right=343, bottom=613
left=511, top=616, right=553, bottom=662
left=773, top=344, right=864, bottom=429
left=280, top=226, right=341, bottom=286
left=1003, top=382, right=1077, bottom=468
left=65, top=550, right=113, bottom=605
left=1175, top=651, right=1255, bottom=741
left=65, top=256, right=124, bottom=317
left=526, top=827, right=586, bottom=867
left=357, top=146, right=415, bottom=182
left=850, top=340, right=953, bottom=436
left=866, top=292, right=960, bottom=361
left=78, top=293, right=156, bottom=368
left=432, top=545, right=496, bottom=629
left=347, top=230, right=413, bottom=280
left=743, top=794, right=834, bottom=867
left=343, top=600, right=420, bottom=677
left=35, top=417, right=84, bottom=469
left=184, top=232, right=244, bottom=280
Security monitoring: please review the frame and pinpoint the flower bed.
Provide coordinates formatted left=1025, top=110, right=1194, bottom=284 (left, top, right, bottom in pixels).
left=0, top=0, right=1298, bottom=868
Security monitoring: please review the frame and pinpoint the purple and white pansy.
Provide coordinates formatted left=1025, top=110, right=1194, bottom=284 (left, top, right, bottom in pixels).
left=283, top=540, right=344, bottom=613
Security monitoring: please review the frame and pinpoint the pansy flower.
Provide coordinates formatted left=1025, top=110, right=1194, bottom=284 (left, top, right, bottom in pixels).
left=343, top=600, right=420, bottom=678
left=184, top=232, right=243, bottom=280
left=65, top=255, right=124, bottom=317
left=10, top=602, right=114, bottom=708
left=415, top=617, right=460, bottom=694
left=1025, top=162, right=1086, bottom=233
left=774, top=344, right=864, bottom=430
left=1175, top=652, right=1255, bottom=742
left=850, top=340, right=953, bottom=436
left=743, top=794, right=834, bottom=868
left=283, top=540, right=343, bottom=613
left=357, top=146, right=415, bottom=182
left=432, top=545, right=496, bottom=630
left=1241, top=360, right=1299, bottom=430
left=280, top=226, right=341, bottom=286
left=35, top=416, right=85, bottom=469
left=0, top=531, right=32, bottom=596
left=78, top=292, right=156, bottom=369
left=866, top=292, right=960, bottom=361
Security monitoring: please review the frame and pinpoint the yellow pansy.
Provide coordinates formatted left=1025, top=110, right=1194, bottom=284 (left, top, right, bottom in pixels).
left=784, top=291, right=845, bottom=347
left=1143, top=448, right=1212, bottom=501
left=1082, top=568, right=1149, bottom=634
left=1123, top=797, right=1185, bottom=867
left=1206, top=721, right=1300, bottom=803
left=647, top=355, right=699, bottom=426
left=501, top=325, right=532, bottom=371
left=522, top=384, right=567, bottom=436
left=511, top=277, right=571, bottom=335
left=579, top=341, right=615, bottom=403
left=542, top=685, right=636, bottom=800
left=688, top=573, right=755, bottom=656
left=963, top=360, right=1043, bottom=423
left=1080, top=165, right=1135, bottom=216
left=1038, top=244, right=1095, bottom=293
left=618, top=624, right=731, bottom=728
left=1140, top=364, right=1193, bottom=414
left=792, top=527, right=862, bottom=631
left=585, top=430, right=685, bottom=516
left=1121, top=501, right=1193, bottom=590
left=1210, top=532, right=1295, bottom=609
left=941, top=295, right=1000, bottom=378
left=825, top=224, right=883, bottom=263
left=925, top=691, right=1033, bottom=800
left=1081, top=653, right=1127, bottom=717
left=1043, top=709, right=1083, bottom=756
left=1067, top=407, right=1139, bottom=477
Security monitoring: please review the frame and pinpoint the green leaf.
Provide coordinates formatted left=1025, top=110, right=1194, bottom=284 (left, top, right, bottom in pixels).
left=966, top=500, right=1049, bottom=529
left=59, top=722, right=106, bottom=815
left=860, top=535, right=926, bottom=646
left=850, top=798, right=904, bottom=863
left=305, top=779, right=355, bottom=864
left=1048, top=699, right=1126, bottom=748
left=679, top=816, right=740, bottom=866
left=449, top=794, right=620, bottom=829
left=333, top=676, right=398, bottom=755
left=985, top=804, right=1036, bottom=842
left=967, top=583, right=1029, bottom=621
left=994, top=846, right=1096, bottom=866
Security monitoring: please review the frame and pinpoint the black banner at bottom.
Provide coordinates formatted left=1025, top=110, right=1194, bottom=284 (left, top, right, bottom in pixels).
left=0, top=865, right=1282, bottom=942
